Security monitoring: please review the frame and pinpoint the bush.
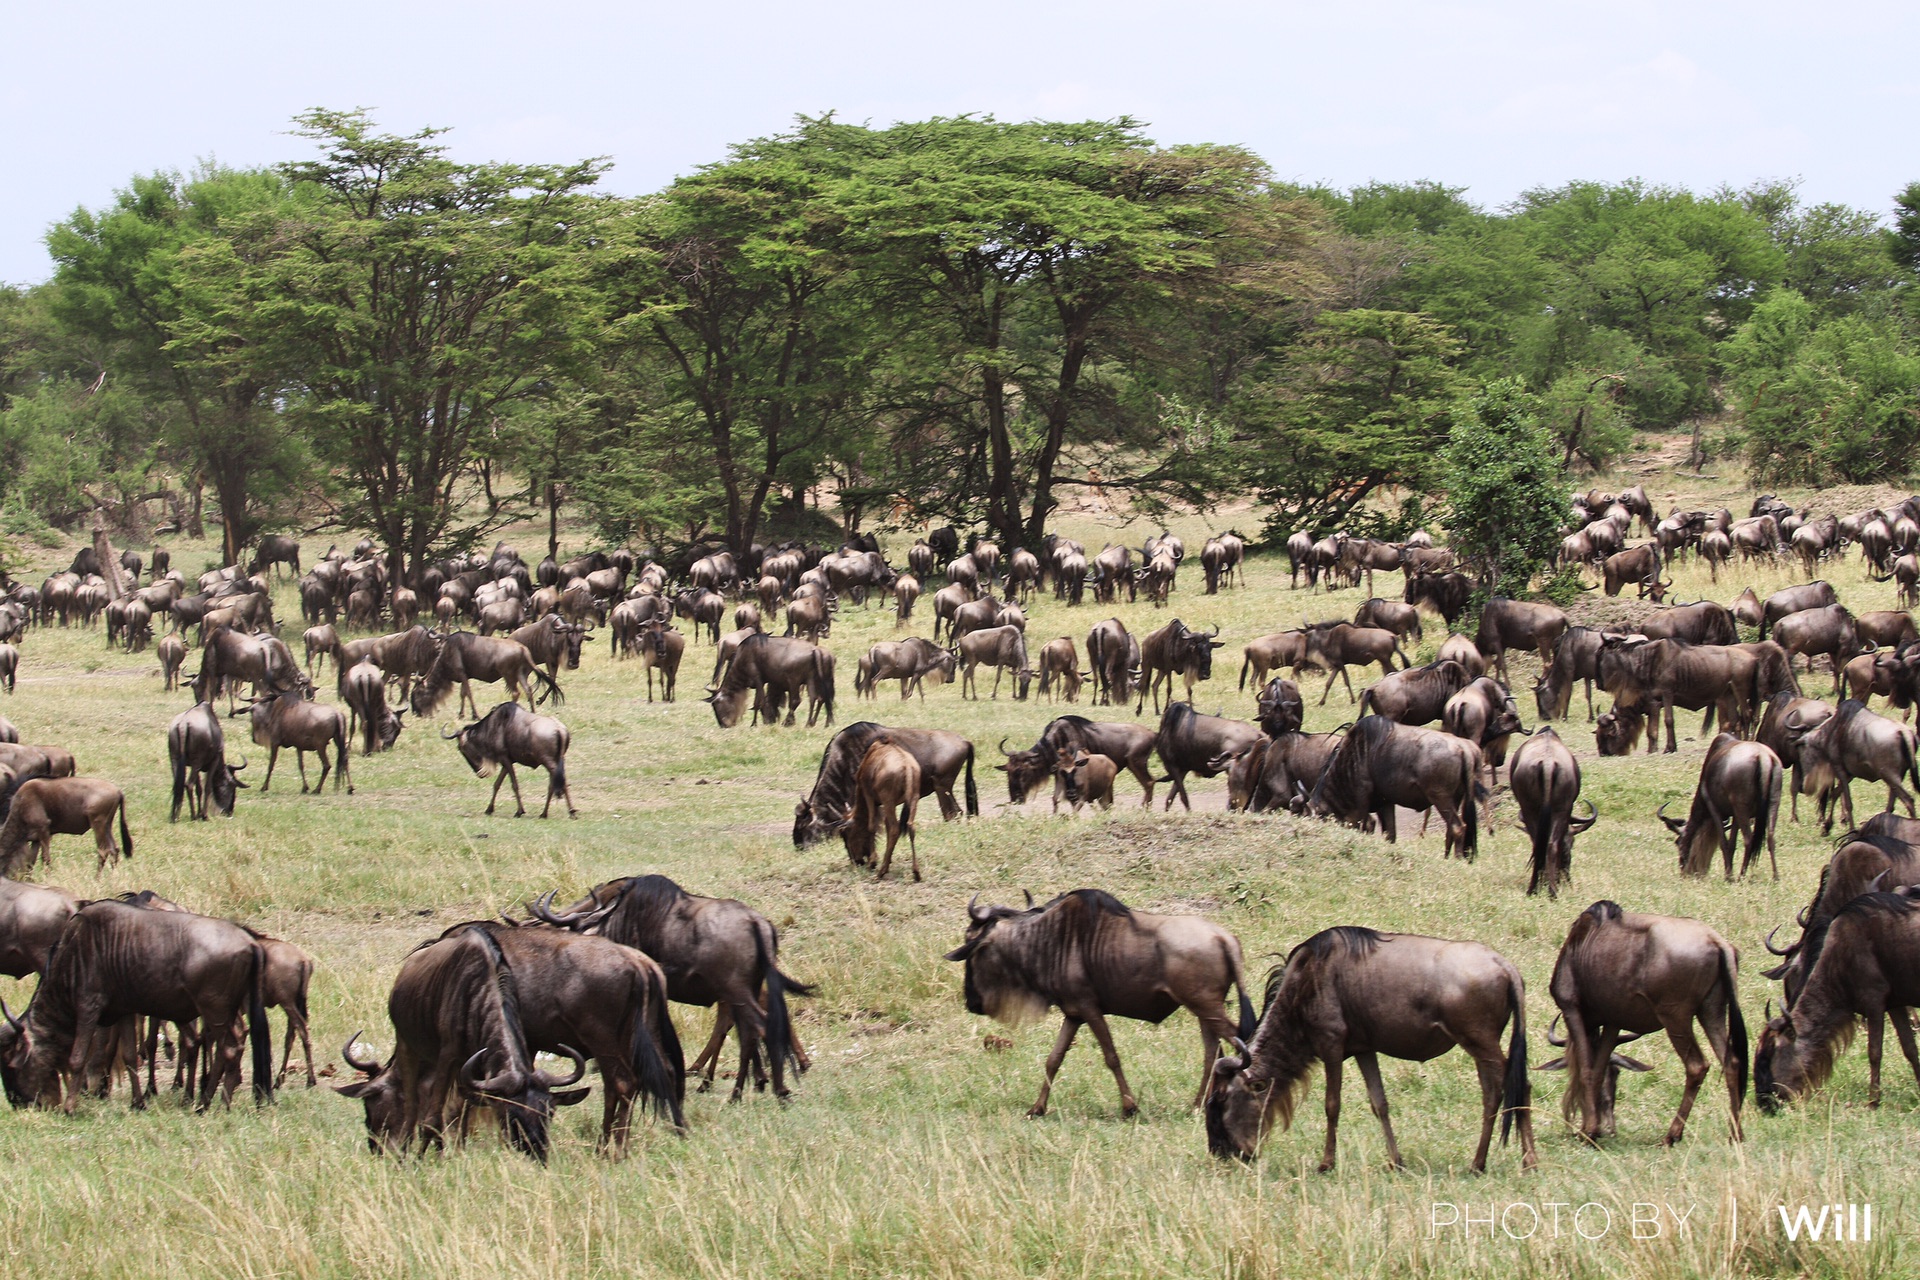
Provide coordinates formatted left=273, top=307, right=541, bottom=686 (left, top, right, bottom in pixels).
left=1440, top=378, right=1568, bottom=595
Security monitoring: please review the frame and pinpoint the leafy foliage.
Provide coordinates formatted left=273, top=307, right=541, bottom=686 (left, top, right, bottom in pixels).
left=1440, top=379, right=1567, bottom=593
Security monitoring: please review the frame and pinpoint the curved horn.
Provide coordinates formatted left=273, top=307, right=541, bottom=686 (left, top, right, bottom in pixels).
left=1869, top=870, right=1891, bottom=893
left=1764, top=924, right=1793, bottom=956
left=1545, top=1013, right=1567, bottom=1048
left=0, top=996, right=19, bottom=1034
left=441, top=725, right=461, bottom=740
left=998, top=737, right=1012, bottom=757
left=967, top=893, right=990, bottom=922
left=1797, top=904, right=1812, bottom=927
left=341, top=1032, right=381, bottom=1073
left=535, top=1043, right=588, bottom=1088
left=1568, top=799, right=1598, bottom=831
left=461, top=1048, right=526, bottom=1097
left=1656, top=799, right=1685, bottom=832
left=229, top=755, right=248, bottom=772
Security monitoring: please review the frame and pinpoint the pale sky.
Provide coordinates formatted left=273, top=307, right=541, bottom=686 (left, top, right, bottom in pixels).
left=4, top=0, right=1914, bottom=284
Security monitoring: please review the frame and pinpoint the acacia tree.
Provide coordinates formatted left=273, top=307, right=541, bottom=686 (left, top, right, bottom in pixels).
left=181, top=110, right=608, bottom=579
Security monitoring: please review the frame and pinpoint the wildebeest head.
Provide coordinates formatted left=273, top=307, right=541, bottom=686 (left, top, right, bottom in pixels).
left=1204, top=1041, right=1277, bottom=1160
left=793, top=799, right=833, bottom=848
left=1594, top=708, right=1643, bottom=756
left=1535, top=1014, right=1650, bottom=1131
left=995, top=737, right=1051, bottom=803
left=459, top=1040, right=590, bottom=1162
left=208, top=755, right=249, bottom=817
left=447, top=704, right=520, bottom=777
left=943, top=894, right=1047, bottom=1021
left=1753, top=1011, right=1805, bottom=1114
left=333, top=1032, right=409, bottom=1152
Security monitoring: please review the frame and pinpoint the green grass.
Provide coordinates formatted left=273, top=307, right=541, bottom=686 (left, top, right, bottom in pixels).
left=0, top=454, right=1913, bottom=1278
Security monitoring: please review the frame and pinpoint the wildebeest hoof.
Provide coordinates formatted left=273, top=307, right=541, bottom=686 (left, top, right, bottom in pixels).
left=1120, top=1103, right=1139, bottom=1119
left=1025, top=1105, right=1048, bottom=1118
left=1315, top=1161, right=1335, bottom=1174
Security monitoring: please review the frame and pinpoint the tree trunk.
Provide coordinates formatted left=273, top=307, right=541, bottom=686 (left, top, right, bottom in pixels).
left=93, top=527, right=125, bottom=600
left=187, top=476, right=205, bottom=539
left=547, top=482, right=561, bottom=559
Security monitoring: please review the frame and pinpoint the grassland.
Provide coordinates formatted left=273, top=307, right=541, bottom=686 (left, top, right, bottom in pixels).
left=0, top=449, right=1911, bottom=1279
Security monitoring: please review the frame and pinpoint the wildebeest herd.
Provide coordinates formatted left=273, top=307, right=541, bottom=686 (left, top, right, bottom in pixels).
left=0, top=498, right=1916, bottom=1173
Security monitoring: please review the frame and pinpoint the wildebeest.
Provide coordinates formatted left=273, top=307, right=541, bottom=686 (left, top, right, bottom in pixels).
left=1035, top=636, right=1083, bottom=703
left=341, top=660, right=405, bottom=757
left=1508, top=727, right=1593, bottom=897
left=239, top=689, right=351, bottom=796
left=795, top=723, right=978, bottom=849
left=1302, top=622, right=1405, bottom=706
left=1091, top=544, right=1133, bottom=604
left=946, top=889, right=1255, bottom=1115
left=929, top=582, right=973, bottom=642
left=1638, top=600, right=1741, bottom=647
left=1404, top=571, right=1472, bottom=625
left=1056, top=749, right=1119, bottom=814
left=1154, top=702, right=1261, bottom=812
left=1602, top=543, right=1662, bottom=597
left=1357, top=659, right=1471, bottom=727
left=332, top=923, right=586, bottom=1158
left=446, top=702, right=574, bottom=819
left=1759, top=580, right=1840, bottom=638
left=1771, top=603, right=1862, bottom=694
left=999, top=717, right=1158, bottom=810
left=1220, top=728, right=1344, bottom=815
left=1254, top=676, right=1304, bottom=738
left=1659, top=734, right=1783, bottom=880
left=0, top=899, right=271, bottom=1111
left=1135, top=618, right=1223, bottom=714
left=1082, top=617, right=1141, bottom=708
left=167, top=701, right=246, bottom=821
left=638, top=620, right=685, bottom=703
left=1595, top=637, right=1752, bottom=755
left=410, top=632, right=562, bottom=720
left=1237, top=630, right=1309, bottom=692
left=855, top=637, right=956, bottom=701
left=836, top=742, right=921, bottom=880
left=0, top=773, right=132, bottom=877
left=249, top=534, right=300, bottom=578
left=1205, top=926, right=1535, bottom=1171
left=1543, top=901, right=1747, bottom=1143
left=1307, top=716, right=1484, bottom=859
left=0, top=878, right=78, bottom=977
left=1353, top=597, right=1422, bottom=643
left=530, top=875, right=813, bottom=1101
left=1475, top=598, right=1570, bottom=685
left=1756, top=891, right=1920, bottom=1112
left=1534, top=626, right=1607, bottom=722
left=510, top=615, right=589, bottom=681
left=1788, top=698, right=1920, bottom=833
left=1286, top=530, right=1316, bottom=589
left=1442, top=676, right=1525, bottom=776
left=957, top=624, right=1032, bottom=701
left=705, top=633, right=835, bottom=728
left=191, top=625, right=308, bottom=712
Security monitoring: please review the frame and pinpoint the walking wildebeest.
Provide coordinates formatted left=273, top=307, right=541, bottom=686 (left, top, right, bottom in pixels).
left=1154, top=702, right=1261, bottom=812
left=1756, top=891, right=1920, bottom=1112
left=341, top=660, right=405, bottom=756
left=1357, top=659, right=1471, bottom=727
left=239, top=689, right=351, bottom=796
left=1035, top=636, right=1083, bottom=703
left=946, top=889, right=1255, bottom=1116
left=0, top=899, right=271, bottom=1111
left=1238, top=630, right=1310, bottom=692
left=1307, top=716, right=1484, bottom=859
left=1303, top=621, right=1406, bottom=706
left=410, top=632, right=563, bottom=720
left=167, top=701, right=246, bottom=821
left=855, top=637, right=956, bottom=701
left=446, top=702, right=574, bottom=819
left=639, top=619, right=686, bottom=703
left=1659, top=735, right=1783, bottom=880
left=332, top=924, right=586, bottom=1159
left=530, top=875, right=813, bottom=1101
left=1475, top=598, right=1569, bottom=685
left=1205, top=926, right=1536, bottom=1172
left=1085, top=617, right=1140, bottom=706
left=1787, top=698, right=1920, bottom=834
left=1759, top=580, right=1839, bottom=638
left=1508, top=727, right=1594, bottom=897
left=999, top=717, right=1158, bottom=810
left=957, top=624, right=1032, bottom=701
left=1135, top=619, right=1223, bottom=714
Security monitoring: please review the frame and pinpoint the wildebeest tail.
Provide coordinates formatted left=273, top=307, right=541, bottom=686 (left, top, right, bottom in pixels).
left=249, top=943, right=273, bottom=1104
left=1531, top=767, right=1558, bottom=889
left=755, top=919, right=813, bottom=1078
left=1223, top=937, right=1256, bottom=1042
left=630, top=967, right=686, bottom=1130
left=1720, top=944, right=1748, bottom=1105
left=170, top=750, right=187, bottom=823
left=1500, top=970, right=1528, bottom=1145
left=119, top=794, right=133, bottom=859
left=963, top=743, right=978, bottom=817
left=529, top=666, right=564, bottom=707
left=1461, top=755, right=1479, bottom=861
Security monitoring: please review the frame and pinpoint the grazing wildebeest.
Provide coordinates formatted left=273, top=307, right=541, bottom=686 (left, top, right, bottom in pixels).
left=705, top=632, right=835, bottom=728
left=1035, top=636, right=1083, bottom=703
left=1544, top=901, right=1747, bottom=1144
left=157, top=633, right=187, bottom=692
left=1205, top=926, right=1535, bottom=1172
left=835, top=742, right=921, bottom=880
left=1434, top=632, right=1485, bottom=679
left=1442, top=676, right=1526, bottom=776
left=1602, top=543, right=1662, bottom=597
left=1595, top=637, right=1751, bottom=755
left=1353, top=597, right=1422, bottom=643
left=332, top=924, right=586, bottom=1158
left=1357, top=659, right=1471, bottom=727
left=1508, top=727, right=1593, bottom=897
left=956, top=624, right=1032, bottom=701
left=1303, top=622, right=1405, bottom=706
left=1004, top=549, right=1040, bottom=602
left=1254, top=676, right=1304, bottom=737
left=676, top=588, right=728, bottom=644
left=1759, top=580, right=1839, bottom=638
left=249, top=534, right=300, bottom=578
left=1534, top=625, right=1607, bottom=722
left=0, top=899, right=271, bottom=1112
left=1286, top=530, right=1316, bottom=589
left=639, top=620, right=686, bottom=703
left=946, top=890, right=1255, bottom=1116
left=167, top=702, right=246, bottom=821
left=1091, top=544, right=1133, bottom=604
left=1659, top=734, right=1784, bottom=880
left=1788, top=698, right=1920, bottom=834
left=1154, top=702, right=1261, bottom=812
left=0, top=879, right=78, bottom=977
left=1405, top=571, right=1473, bottom=625
left=240, top=689, right=351, bottom=796
left=1084, top=618, right=1141, bottom=707
left=929, top=582, right=973, bottom=643
left=892, top=573, right=921, bottom=626
left=999, top=717, right=1158, bottom=810
left=1219, top=728, right=1344, bottom=815
left=0, top=772, right=132, bottom=877
left=1135, top=618, right=1223, bottom=715
left=856, top=637, right=956, bottom=701
left=191, top=625, right=308, bottom=712
left=437, top=922, right=685, bottom=1148
left=1307, top=716, right=1484, bottom=859
left=1475, top=598, right=1570, bottom=685
left=1238, top=630, right=1309, bottom=691
left=341, top=659, right=405, bottom=756
left=410, top=632, right=561, bottom=720
left=1756, top=892, right=1920, bottom=1112
left=1335, top=538, right=1401, bottom=596
left=530, top=875, right=813, bottom=1101
left=446, top=702, right=573, bottom=819
left=795, top=723, right=978, bottom=843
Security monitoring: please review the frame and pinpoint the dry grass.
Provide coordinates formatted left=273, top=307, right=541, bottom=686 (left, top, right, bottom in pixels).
left=0, top=440, right=1911, bottom=1277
